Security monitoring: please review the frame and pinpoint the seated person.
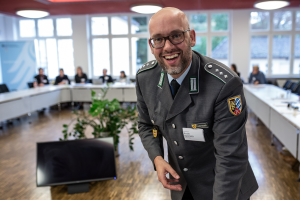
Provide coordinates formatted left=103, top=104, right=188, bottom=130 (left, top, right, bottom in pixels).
left=118, top=71, right=127, bottom=83
left=231, top=64, right=240, bottom=77
left=55, top=68, right=70, bottom=85
left=248, top=65, right=267, bottom=85
left=99, top=69, right=113, bottom=84
left=33, top=68, right=49, bottom=87
left=75, top=66, right=88, bottom=84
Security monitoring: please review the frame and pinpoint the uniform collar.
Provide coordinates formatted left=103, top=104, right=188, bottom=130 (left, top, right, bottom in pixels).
left=167, top=60, right=192, bottom=86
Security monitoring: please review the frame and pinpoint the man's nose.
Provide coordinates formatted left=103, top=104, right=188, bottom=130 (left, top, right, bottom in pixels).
left=163, top=38, right=175, bottom=51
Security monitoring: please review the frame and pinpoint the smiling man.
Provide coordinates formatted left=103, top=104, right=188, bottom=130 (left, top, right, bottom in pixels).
left=136, top=7, right=258, bottom=200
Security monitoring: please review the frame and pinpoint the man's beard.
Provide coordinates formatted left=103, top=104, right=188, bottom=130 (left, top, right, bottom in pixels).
left=155, top=40, right=192, bottom=75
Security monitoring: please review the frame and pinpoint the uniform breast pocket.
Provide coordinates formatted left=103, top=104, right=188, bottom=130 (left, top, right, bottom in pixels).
left=186, top=120, right=209, bottom=129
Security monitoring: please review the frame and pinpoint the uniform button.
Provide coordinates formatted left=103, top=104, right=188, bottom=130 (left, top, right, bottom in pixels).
left=178, top=156, right=183, bottom=159
left=219, top=72, right=223, bottom=75
left=183, top=168, right=188, bottom=172
left=172, top=124, right=176, bottom=129
left=151, top=120, right=154, bottom=124
left=174, top=141, right=178, bottom=145
left=208, top=65, right=212, bottom=69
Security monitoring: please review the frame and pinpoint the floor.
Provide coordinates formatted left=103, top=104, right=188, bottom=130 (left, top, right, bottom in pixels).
left=0, top=108, right=299, bottom=200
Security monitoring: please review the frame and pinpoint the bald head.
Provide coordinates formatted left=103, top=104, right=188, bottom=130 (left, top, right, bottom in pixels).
left=149, top=7, right=189, bottom=37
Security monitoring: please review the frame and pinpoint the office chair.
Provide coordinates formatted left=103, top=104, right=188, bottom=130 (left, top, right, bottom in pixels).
left=0, top=84, right=9, bottom=93
left=282, top=80, right=292, bottom=90
left=27, top=82, right=34, bottom=88
left=288, top=82, right=297, bottom=91
left=292, top=83, right=300, bottom=94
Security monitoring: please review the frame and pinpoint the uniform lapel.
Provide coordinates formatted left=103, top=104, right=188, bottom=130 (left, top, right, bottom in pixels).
left=156, top=70, right=173, bottom=115
left=166, top=52, right=200, bottom=121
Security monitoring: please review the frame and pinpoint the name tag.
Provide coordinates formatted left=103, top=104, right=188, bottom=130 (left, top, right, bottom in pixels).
left=182, top=128, right=205, bottom=142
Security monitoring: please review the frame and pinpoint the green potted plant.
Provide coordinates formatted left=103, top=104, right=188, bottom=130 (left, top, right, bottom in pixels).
left=60, top=86, right=139, bottom=156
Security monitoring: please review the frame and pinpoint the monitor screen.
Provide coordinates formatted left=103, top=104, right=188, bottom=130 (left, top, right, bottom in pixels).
left=36, top=137, right=117, bottom=186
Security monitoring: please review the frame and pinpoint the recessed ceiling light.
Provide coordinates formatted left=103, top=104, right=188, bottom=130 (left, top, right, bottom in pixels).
left=254, top=1, right=290, bottom=10
left=130, top=4, right=162, bottom=14
left=16, top=10, right=49, bottom=18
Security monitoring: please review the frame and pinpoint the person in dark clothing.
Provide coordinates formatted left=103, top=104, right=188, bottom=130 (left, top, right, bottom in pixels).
left=248, top=65, right=267, bottom=84
left=99, top=69, right=113, bottom=84
left=55, top=68, right=70, bottom=85
left=231, top=64, right=240, bottom=77
left=75, top=66, right=88, bottom=84
left=34, top=68, right=49, bottom=87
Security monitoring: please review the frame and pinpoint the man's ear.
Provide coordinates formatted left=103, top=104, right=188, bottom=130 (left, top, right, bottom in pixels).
left=190, top=29, right=196, bottom=47
left=148, top=39, right=154, bottom=54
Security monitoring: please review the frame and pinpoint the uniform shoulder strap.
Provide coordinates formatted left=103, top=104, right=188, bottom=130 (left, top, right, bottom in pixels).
left=137, top=60, right=158, bottom=75
left=204, top=63, right=234, bottom=84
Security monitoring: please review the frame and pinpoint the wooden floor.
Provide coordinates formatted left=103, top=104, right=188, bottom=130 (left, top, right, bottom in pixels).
left=0, top=108, right=300, bottom=200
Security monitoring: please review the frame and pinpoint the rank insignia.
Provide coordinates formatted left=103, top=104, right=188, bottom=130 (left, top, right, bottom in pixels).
left=192, top=124, right=197, bottom=129
left=227, top=95, right=242, bottom=116
left=153, top=129, right=157, bottom=137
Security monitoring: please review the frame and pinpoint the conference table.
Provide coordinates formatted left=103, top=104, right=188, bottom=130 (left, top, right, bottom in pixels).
left=1, top=83, right=300, bottom=167
left=0, top=83, right=136, bottom=123
left=243, top=84, right=300, bottom=168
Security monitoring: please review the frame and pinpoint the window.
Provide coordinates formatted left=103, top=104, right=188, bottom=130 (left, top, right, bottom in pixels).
left=111, top=16, right=128, bottom=35
left=19, top=17, right=74, bottom=79
left=56, top=18, right=73, bottom=36
left=92, top=38, right=110, bottom=76
left=190, top=14, right=207, bottom=32
left=112, top=38, right=129, bottom=76
left=38, top=19, right=53, bottom=37
left=132, top=38, right=148, bottom=74
left=251, top=12, right=270, bottom=31
left=250, top=35, right=269, bottom=74
left=91, top=17, right=108, bottom=35
left=131, top=17, right=147, bottom=34
left=249, top=10, right=299, bottom=76
left=90, top=15, right=149, bottom=78
left=192, top=36, right=207, bottom=55
left=211, top=13, right=228, bottom=31
left=293, top=34, right=300, bottom=75
left=57, top=39, right=75, bottom=76
left=211, top=36, right=229, bottom=66
left=189, top=12, right=230, bottom=65
left=273, top=11, right=292, bottom=31
left=19, top=20, right=36, bottom=37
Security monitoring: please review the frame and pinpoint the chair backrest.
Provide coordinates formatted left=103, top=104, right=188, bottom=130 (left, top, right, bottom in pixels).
left=27, top=82, right=34, bottom=88
left=283, top=80, right=292, bottom=89
left=0, top=84, right=9, bottom=93
left=286, top=82, right=295, bottom=90
left=289, top=82, right=297, bottom=91
left=292, top=83, right=300, bottom=93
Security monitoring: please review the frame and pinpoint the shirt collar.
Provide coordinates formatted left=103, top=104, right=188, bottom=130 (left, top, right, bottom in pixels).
left=167, top=60, right=192, bottom=85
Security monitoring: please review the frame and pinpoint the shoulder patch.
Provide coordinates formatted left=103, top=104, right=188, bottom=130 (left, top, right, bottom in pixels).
left=227, top=95, right=242, bottom=115
left=204, top=63, right=234, bottom=84
left=137, top=60, right=158, bottom=75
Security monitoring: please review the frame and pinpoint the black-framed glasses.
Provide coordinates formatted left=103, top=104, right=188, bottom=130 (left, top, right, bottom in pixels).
left=149, top=29, right=190, bottom=49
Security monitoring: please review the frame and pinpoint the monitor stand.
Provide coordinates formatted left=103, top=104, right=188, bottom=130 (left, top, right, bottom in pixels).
left=67, top=183, right=89, bottom=194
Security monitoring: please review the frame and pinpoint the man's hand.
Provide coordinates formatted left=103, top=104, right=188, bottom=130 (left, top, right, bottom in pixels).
left=254, top=81, right=259, bottom=85
left=154, top=156, right=182, bottom=191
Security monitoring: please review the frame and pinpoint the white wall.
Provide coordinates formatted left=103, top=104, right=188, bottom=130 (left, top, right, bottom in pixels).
left=231, top=9, right=251, bottom=82
left=71, top=15, right=90, bottom=77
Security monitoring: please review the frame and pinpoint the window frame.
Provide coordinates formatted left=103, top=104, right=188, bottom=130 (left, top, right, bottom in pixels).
left=249, top=9, right=300, bottom=78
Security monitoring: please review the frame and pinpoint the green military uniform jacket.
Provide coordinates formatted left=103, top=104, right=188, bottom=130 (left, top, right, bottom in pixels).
left=136, top=51, right=258, bottom=200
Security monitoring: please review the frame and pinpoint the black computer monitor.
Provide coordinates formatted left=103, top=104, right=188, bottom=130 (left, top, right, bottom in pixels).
left=36, top=137, right=117, bottom=187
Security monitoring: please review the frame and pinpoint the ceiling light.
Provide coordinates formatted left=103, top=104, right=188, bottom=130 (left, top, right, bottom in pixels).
left=254, top=1, right=290, bottom=10
left=130, top=4, right=162, bottom=14
left=16, top=10, right=49, bottom=18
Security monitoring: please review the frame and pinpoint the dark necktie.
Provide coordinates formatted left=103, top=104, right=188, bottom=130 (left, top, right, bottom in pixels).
left=171, top=79, right=180, bottom=99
